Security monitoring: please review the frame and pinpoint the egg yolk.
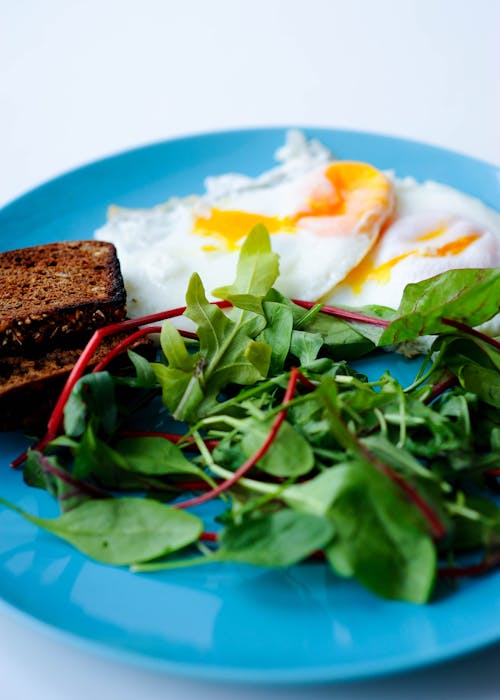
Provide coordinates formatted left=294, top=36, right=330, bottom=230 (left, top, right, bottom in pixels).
left=343, top=230, right=481, bottom=293
left=193, top=209, right=295, bottom=251
left=192, top=162, right=393, bottom=251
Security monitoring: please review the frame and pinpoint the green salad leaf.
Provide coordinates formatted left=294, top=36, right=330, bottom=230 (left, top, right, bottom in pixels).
left=5, top=226, right=499, bottom=604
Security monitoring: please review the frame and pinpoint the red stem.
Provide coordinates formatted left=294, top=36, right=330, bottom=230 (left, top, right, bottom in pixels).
left=92, top=326, right=161, bottom=373
left=424, top=373, right=458, bottom=404
left=11, top=302, right=231, bottom=467
left=173, top=480, right=219, bottom=491
left=292, top=299, right=390, bottom=328
left=10, top=296, right=393, bottom=468
left=438, top=552, right=500, bottom=579
left=200, top=531, right=218, bottom=542
left=173, top=368, right=300, bottom=509
left=38, top=453, right=108, bottom=499
left=441, top=317, right=500, bottom=350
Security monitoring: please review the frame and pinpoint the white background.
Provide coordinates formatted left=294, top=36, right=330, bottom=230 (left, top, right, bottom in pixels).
left=1, top=1, right=500, bottom=698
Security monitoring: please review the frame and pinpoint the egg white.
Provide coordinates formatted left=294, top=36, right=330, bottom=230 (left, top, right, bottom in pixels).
left=96, top=131, right=391, bottom=317
left=95, top=132, right=500, bottom=337
left=327, top=178, right=500, bottom=310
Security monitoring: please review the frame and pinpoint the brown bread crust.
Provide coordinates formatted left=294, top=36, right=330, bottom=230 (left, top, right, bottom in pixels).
left=0, top=240, right=126, bottom=355
left=0, top=335, right=155, bottom=433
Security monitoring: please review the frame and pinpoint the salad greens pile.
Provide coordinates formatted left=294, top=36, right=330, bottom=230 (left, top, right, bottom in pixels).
left=3, top=226, right=500, bottom=604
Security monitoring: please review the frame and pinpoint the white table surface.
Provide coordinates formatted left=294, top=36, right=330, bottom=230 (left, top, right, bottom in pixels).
left=1, top=1, right=500, bottom=698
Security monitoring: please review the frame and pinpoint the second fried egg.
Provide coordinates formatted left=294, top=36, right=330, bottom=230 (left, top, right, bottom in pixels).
left=327, top=177, right=500, bottom=309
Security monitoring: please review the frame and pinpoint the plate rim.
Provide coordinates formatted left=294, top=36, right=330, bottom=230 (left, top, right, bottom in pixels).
left=1, top=124, right=499, bottom=219
left=1, top=125, right=499, bottom=684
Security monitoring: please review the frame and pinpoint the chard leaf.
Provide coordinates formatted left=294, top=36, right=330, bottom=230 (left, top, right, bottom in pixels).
left=325, top=462, right=436, bottom=603
left=23, top=452, right=90, bottom=512
left=0, top=497, right=203, bottom=565
left=379, top=268, right=500, bottom=345
left=217, top=509, right=334, bottom=566
left=297, top=304, right=392, bottom=359
left=240, top=418, right=315, bottom=477
left=212, top=224, right=280, bottom=314
left=439, top=337, right=500, bottom=408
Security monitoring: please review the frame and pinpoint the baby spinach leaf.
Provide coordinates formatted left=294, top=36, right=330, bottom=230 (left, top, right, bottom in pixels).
left=113, top=436, right=203, bottom=476
left=218, top=509, right=334, bottom=567
left=64, top=372, right=117, bottom=438
left=0, top=497, right=203, bottom=566
left=72, top=420, right=103, bottom=479
left=240, top=418, right=315, bottom=477
left=283, top=464, right=354, bottom=515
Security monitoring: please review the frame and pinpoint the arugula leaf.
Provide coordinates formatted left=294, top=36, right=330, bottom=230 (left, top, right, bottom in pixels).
left=379, top=268, right=500, bottom=345
left=183, top=272, right=271, bottom=418
left=258, top=301, right=294, bottom=374
left=212, top=224, right=280, bottom=314
left=118, top=349, right=158, bottom=388
left=290, top=330, right=323, bottom=366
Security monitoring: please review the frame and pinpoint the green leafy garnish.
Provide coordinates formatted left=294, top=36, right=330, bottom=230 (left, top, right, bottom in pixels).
left=5, top=226, right=500, bottom=605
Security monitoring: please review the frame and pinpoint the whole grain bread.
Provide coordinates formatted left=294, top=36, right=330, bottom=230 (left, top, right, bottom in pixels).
left=0, top=240, right=127, bottom=355
left=0, top=334, right=155, bottom=433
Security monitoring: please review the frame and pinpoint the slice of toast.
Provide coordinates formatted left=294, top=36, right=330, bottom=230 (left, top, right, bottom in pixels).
left=0, top=240, right=127, bottom=355
left=0, top=335, right=155, bottom=433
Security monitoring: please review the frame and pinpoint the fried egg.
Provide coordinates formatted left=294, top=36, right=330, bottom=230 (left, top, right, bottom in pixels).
left=95, top=131, right=500, bottom=334
left=95, top=131, right=394, bottom=317
left=327, top=178, right=500, bottom=310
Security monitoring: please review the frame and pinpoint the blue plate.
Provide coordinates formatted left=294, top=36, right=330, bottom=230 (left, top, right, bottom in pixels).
left=1, top=128, right=499, bottom=683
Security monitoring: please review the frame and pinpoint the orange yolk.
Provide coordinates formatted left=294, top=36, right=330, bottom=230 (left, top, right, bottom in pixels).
left=193, top=209, right=295, bottom=252
left=343, top=231, right=481, bottom=293
left=192, top=162, right=393, bottom=251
